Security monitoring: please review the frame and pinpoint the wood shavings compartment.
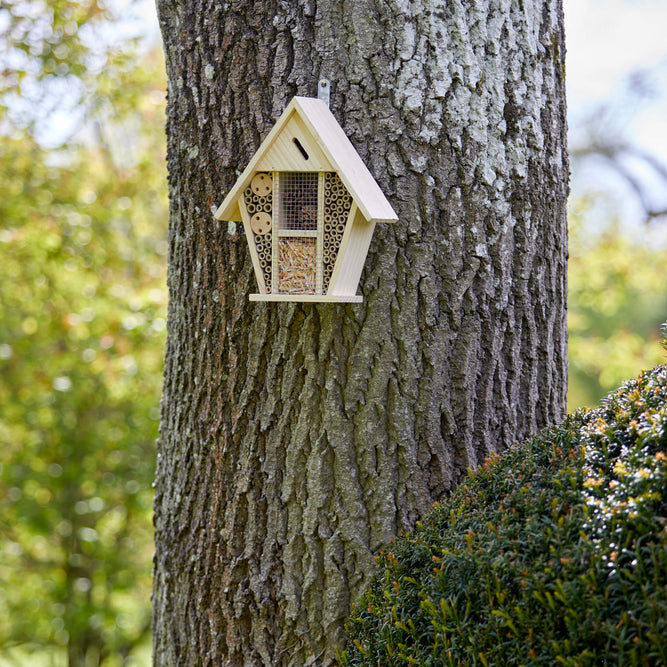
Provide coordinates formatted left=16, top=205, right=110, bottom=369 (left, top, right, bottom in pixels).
left=215, top=96, right=398, bottom=302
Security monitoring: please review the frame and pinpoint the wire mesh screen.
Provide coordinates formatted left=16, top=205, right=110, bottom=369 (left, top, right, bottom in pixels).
left=279, top=172, right=319, bottom=231
left=278, top=238, right=317, bottom=293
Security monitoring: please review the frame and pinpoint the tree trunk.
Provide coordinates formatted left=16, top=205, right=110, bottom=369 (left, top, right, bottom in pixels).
left=152, top=0, right=568, bottom=664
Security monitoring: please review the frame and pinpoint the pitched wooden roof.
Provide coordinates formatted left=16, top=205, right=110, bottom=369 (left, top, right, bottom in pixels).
left=214, top=96, right=398, bottom=224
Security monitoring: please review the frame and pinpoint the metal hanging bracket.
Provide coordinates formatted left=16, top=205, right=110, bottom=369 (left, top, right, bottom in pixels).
left=318, top=79, right=330, bottom=107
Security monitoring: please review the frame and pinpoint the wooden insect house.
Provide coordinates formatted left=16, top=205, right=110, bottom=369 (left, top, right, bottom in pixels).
left=214, top=96, right=398, bottom=302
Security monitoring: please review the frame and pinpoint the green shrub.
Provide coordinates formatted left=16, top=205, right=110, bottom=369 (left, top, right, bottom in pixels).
left=341, top=365, right=667, bottom=666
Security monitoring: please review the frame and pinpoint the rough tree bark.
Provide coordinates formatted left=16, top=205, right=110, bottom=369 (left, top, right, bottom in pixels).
left=152, top=0, right=568, bottom=664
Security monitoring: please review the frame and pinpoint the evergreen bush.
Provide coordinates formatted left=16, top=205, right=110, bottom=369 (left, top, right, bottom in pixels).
left=341, top=363, right=667, bottom=666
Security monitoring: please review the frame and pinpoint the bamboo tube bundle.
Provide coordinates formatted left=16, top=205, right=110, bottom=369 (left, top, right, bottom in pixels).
left=245, top=175, right=273, bottom=219
left=321, top=173, right=352, bottom=292
left=259, top=232, right=273, bottom=290
left=245, top=175, right=274, bottom=291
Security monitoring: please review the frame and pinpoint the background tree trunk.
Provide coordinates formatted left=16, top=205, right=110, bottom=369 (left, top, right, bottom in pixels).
left=152, top=0, right=568, bottom=664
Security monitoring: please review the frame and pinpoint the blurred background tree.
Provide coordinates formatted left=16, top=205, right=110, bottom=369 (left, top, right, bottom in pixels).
left=566, top=57, right=667, bottom=411
left=0, top=1, right=167, bottom=664
left=568, top=198, right=667, bottom=410
left=563, top=0, right=667, bottom=412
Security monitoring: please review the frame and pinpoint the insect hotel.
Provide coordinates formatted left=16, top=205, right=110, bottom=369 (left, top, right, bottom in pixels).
left=214, top=95, right=398, bottom=302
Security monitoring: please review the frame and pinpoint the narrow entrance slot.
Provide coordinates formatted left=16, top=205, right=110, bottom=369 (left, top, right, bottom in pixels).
left=292, top=137, right=310, bottom=161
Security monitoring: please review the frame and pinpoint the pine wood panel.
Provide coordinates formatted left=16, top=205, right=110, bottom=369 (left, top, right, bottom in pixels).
left=327, top=205, right=375, bottom=296
left=255, top=114, right=334, bottom=172
left=214, top=96, right=398, bottom=225
left=238, top=196, right=267, bottom=293
left=249, top=293, right=362, bottom=302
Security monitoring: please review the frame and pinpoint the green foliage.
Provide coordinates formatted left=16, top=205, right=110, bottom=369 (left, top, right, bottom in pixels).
left=568, top=200, right=667, bottom=411
left=0, top=0, right=138, bottom=138
left=1, top=0, right=112, bottom=83
left=0, top=4, right=167, bottom=663
left=341, top=365, right=667, bottom=666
